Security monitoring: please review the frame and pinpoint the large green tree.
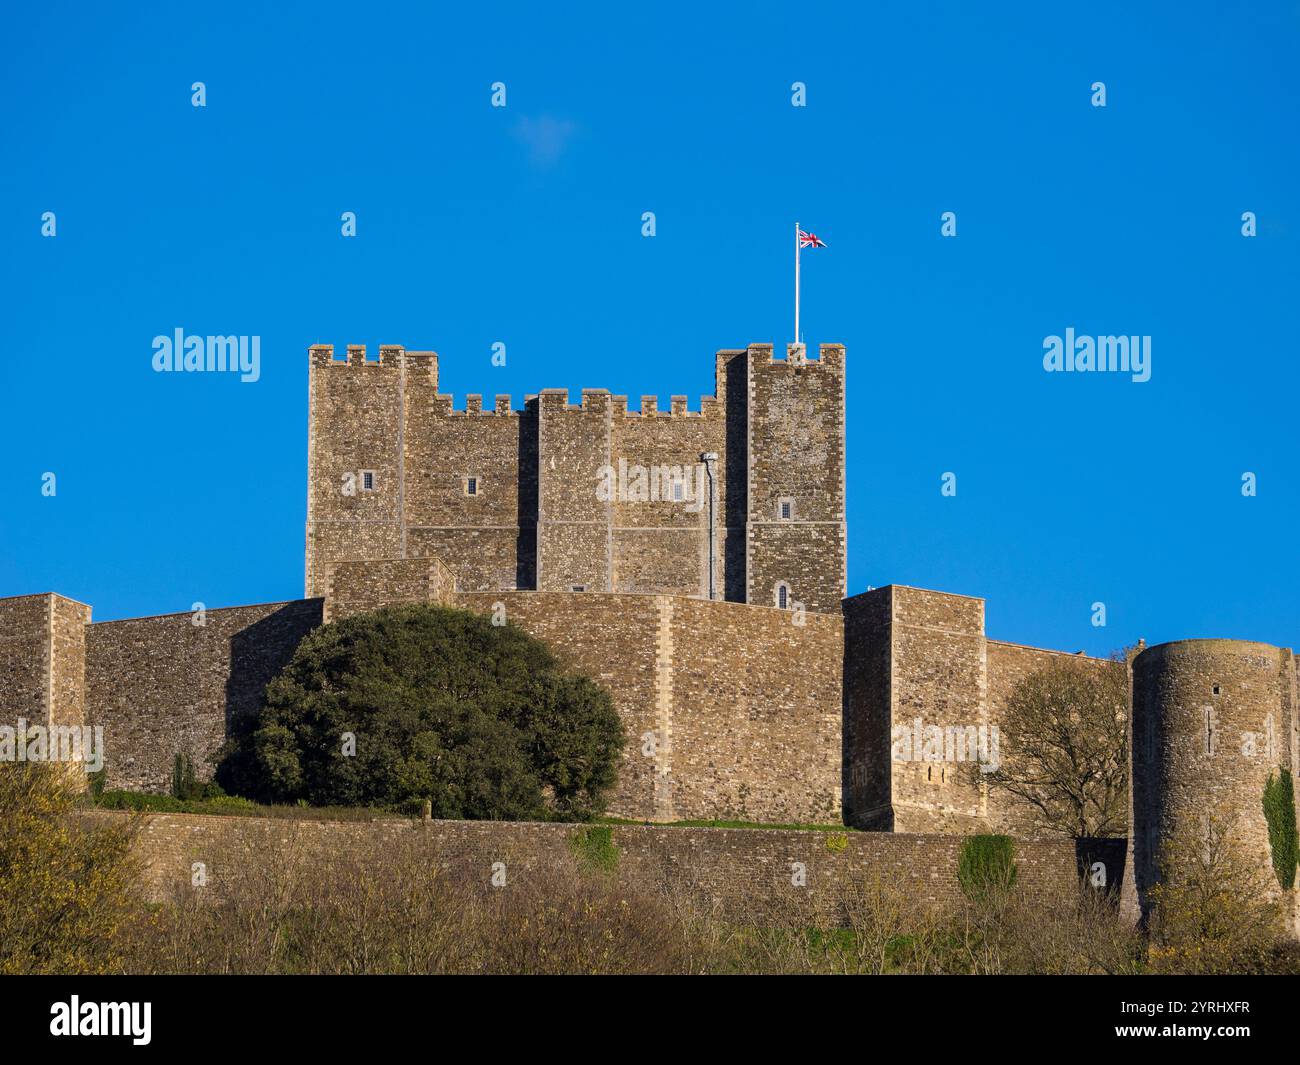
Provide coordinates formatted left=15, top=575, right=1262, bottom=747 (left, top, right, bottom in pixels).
left=219, top=605, right=623, bottom=821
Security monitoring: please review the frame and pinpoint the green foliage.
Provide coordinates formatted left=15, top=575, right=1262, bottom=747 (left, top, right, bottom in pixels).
left=218, top=604, right=624, bottom=821
left=825, top=832, right=849, bottom=854
left=86, top=765, right=107, bottom=800
left=0, top=764, right=141, bottom=974
left=1262, top=769, right=1298, bottom=890
left=957, top=834, right=1018, bottom=902
left=569, top=825, right=619, bottom=874
left=170, top=753, right=225, bottom=802
left=93, top=789, right=404, bottom=820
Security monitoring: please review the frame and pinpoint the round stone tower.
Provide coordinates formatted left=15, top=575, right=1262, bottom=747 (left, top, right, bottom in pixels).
left=1127, top=638, right=1297, bottom=929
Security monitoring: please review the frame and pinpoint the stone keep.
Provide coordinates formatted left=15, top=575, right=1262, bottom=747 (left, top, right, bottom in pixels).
left=304, top=343, right=846, bottom=615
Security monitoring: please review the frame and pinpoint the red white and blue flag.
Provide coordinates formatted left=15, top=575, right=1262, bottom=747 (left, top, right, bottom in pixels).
left=794, top=223, right=827, bottom=346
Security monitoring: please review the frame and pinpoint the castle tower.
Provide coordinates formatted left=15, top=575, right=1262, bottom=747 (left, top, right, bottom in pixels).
left=0, top=593, right=93, bottom=783
left=1127, top=638, right=1298, bottom=931
left=305, top=341, right=848, bottom=613
left=744, top=343, right=846, bottom=615
left=304, top=345, right=411, bottom=597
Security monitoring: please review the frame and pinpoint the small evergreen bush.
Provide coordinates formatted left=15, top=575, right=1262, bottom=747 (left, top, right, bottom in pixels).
left=957, top=834, right=1018, bottom=901
left=1262, top=769, right=1298, bottom=890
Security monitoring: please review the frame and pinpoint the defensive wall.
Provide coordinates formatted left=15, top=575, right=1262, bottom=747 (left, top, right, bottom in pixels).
left=105, top=810, right=1127, bottom=924
left=0, top=573, right=1195, bottom=834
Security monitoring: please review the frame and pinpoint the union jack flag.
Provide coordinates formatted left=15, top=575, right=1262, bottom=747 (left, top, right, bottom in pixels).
left=798, top=229, right=826, bottom=248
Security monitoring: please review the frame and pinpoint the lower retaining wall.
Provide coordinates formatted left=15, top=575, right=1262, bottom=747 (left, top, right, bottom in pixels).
left=105, top=812, right=1126, bottom=923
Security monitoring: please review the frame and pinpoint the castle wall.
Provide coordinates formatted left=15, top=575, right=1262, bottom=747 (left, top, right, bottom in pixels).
left=842, top=590, right=894, bottom=828
left=984, top=640, right=1126, bottom=835
left=841, top=585, right=1122, bottom=836
left=536, top=390, right=613, bottom=591
left=455, top=591, right=662, bottom=819
left=323, top=557, right=456, bottom=623
left=453, top=591, right=843, bottom=825
left=665, top=596, right=842, bottom=824
left=608, top=393, right=726, bottom=597
left=403, top=375, right=534, bottom=592
left=0, top=593, right=92, bottom=733
left=745, top=344, right=846, bottom=615
left=887, top=586, right=989, bottom=833
left=110, top=811, right=1113, bottom=923
left=84, top=600, right=323, bottom=792
left=1129, top=639, right=1298, bottom=930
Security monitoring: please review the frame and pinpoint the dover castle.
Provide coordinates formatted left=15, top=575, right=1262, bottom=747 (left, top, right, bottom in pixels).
left=2, top=341, right=1297, bottom=928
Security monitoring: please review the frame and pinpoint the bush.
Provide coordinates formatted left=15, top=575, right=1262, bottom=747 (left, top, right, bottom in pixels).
left=569, top=825, right=618, bottom=874
left=1262, top=769, right=1298, bottom=890
left=957, top=835, right=1018, bottom=902
left=1148, top=814, right=1284, bottom=974
left=0, top=764, right=141, bottom=974
left=218, top=604, right=624, bottom=821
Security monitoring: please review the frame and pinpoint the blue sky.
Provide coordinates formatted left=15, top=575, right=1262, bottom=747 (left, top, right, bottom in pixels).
left=1, top=1, right=1296, bottom=656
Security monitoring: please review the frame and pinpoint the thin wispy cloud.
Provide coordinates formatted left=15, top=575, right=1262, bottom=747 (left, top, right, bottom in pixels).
left=511, top=114, right=579, bottom=169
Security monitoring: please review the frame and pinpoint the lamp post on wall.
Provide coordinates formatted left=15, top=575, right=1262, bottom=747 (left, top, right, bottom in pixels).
left=701, top=452, right=718, bottom=600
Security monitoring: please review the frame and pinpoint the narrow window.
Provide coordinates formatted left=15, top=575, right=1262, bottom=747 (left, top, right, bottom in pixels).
left=776, top=582, right=790, bottom=609
left=1212, top=684, right=1220, bottom=696
left=360, top=470, right=376, bottom=492
left=672, top=480, right=684, bottom=502
left=1204, top=706, right=1216, bottom=756
left=777, top=497, right=794, bottom=521
left=465, top=476, right=479, bottom=496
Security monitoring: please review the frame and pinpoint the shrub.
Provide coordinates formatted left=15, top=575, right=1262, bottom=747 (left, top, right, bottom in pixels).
left=1262, top=769, right=1298, bottom=890
left=1148, top=813, right=1283, bottom=974
left=0, top=764, right=141, bottom=974
left=218, top=604, right=624, bottom=821
left=569, top=825, right=618, bottom=874
left=957, top=834, right=1018, bottom=902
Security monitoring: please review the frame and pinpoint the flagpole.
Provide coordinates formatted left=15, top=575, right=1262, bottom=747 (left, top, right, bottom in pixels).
left=794, top=221, right=800, bottom=349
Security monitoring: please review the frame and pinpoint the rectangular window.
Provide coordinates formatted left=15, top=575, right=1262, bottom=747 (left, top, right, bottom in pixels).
left=571, top=584, right=586, bottom=592
left=778, top=498, right=794, bottom=520
left=672, top=481, right=684, bottom=502
left=360, top=470, right=376, bottom=492
left=465, top=476, right=479, bottom=496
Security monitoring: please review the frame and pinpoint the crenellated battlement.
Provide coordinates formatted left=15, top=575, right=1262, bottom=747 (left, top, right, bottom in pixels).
left=307, top=339, right=847, bottom=611
left=609, top=393, right=723, bottom=418
left=308, top=344, right=439, bottom=377
left=746, top=342, right=844, bottom=369
left=426, top=392, right=528, bottom=417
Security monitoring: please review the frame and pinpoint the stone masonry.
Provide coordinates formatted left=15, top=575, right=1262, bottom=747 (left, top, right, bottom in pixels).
left=304, top=342, right=846, bottom=615
left=1, top=339, right=1295, bottom=921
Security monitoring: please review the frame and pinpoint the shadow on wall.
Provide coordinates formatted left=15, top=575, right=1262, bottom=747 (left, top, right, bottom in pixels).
left=723, top=351, right=747, bottom=603
left=1076, top=837, right=1128, bottom=900
left=516, top=401, right=538, bottom=589
left=215, top=599, right=324, bottom=793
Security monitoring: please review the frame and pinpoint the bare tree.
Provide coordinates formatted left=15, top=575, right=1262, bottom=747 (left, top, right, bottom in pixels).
left=986, top=655, right=1129, bottom=837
